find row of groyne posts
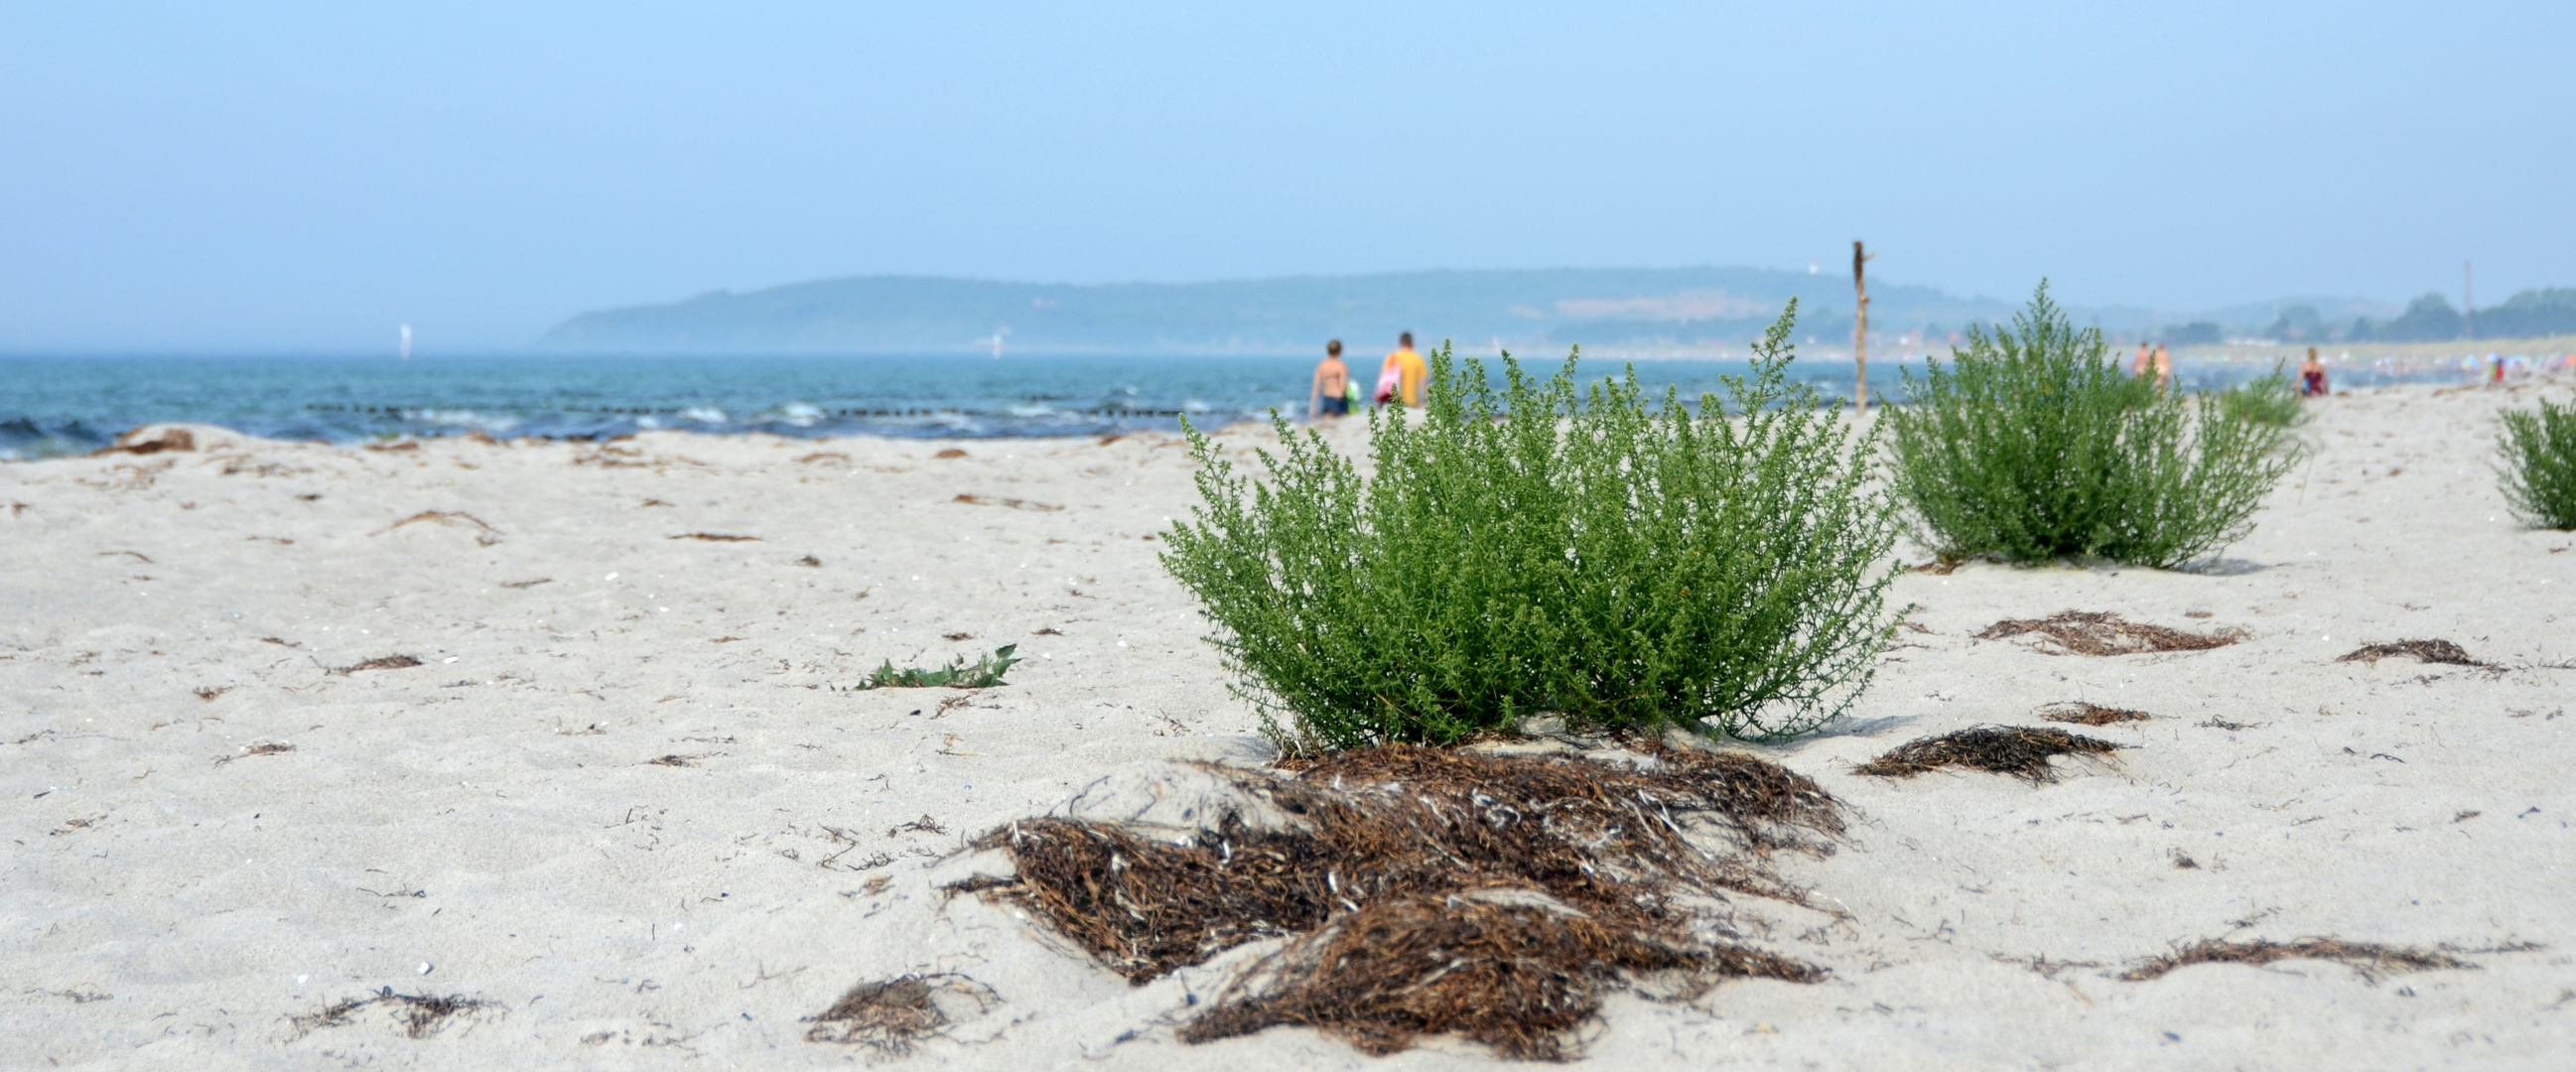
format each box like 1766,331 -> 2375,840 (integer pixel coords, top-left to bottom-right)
300,400 -> 1199,419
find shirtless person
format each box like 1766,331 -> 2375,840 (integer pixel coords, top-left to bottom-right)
2132,342 -> 2154,377
2151,342 -> 2174,388
1309,339 -> 1350,420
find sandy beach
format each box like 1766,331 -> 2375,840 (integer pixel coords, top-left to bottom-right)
5,378 -> 2573,1069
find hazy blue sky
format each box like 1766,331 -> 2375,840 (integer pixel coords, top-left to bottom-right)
3,2 -> 2568,351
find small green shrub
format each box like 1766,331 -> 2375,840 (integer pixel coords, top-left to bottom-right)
2215,364 -> 2307,430
1882,284 -> 2299,569
2497,397 -> 2576,529
1161,306 -> 1900,752
843,645 -> 1021,690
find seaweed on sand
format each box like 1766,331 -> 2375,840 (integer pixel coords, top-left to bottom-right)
2038,701 -> 2151,726
1178,895 -> 1819,1060
1855,727 -> 2124,783
290,988 -> 495,1039
804,974 -> 999,1052
2336,639 -> 2487,667
94,427 -> 196,456
372,510 -> 502,546
945,744 -> 1835,1059
1976,610 -> 2244,656
331,654 -> 423,675
2121,938 -> 2472,983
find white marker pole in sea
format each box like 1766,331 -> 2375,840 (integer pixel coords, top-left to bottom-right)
400,324 -> 413,360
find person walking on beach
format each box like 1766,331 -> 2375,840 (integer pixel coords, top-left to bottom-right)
1309,339 -> 1351,421
2132,342 -> 2154,377
1377,332 -> 1426,408
2300,346 -> 2330,397
2151,342 -> 2174,388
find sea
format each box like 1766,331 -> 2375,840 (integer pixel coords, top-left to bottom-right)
0,350 -> 2496,461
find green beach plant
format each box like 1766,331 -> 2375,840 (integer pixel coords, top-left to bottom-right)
1881,283 -> 2299,569
2214,363 -> 2307,431
1161,307 -> 1901,752
842,645 -> 1022,690
2497,396 -> 2576,529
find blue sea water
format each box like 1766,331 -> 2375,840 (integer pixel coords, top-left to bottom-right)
0,350 -> 2431,460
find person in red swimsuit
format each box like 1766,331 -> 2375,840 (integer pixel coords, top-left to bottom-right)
2299,347 -> 2329,397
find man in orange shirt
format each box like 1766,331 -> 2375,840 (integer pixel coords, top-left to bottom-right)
1378,332 -> 1426,407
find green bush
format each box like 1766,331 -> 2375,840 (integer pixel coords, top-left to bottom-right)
2498,397 -> 2576,529
2215,363 -> 2307,430
1882,284 -> 2299,569
1161,306 -> 1900,752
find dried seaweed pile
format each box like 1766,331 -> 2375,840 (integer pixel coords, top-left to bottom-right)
1856,727 -> 2124,783
2337,639 -> 2487,667
1977,610 -> 2244,655
947,743 -> 1838,1059
2122,938 -> 2471,982
805,974 -> 999,1053
2039,701 -> 2152,727
290,988 -> 494,1040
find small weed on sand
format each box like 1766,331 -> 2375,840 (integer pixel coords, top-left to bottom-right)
1856,727 -> 2123,783
841,646 -> 1020,690
2338,639 -> 2487,666
2122,938 -> 2472,983
1978,610 -> 2243,656
670,532 -> 759,542
805,974 -> 998,1052
2039,701 -> 2150,726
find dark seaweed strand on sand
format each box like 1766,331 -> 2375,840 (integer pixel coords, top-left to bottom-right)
2336,639 -> 2487,666
1855,727 -> 2124,783
2039,701 -> 2151,726
1975,610 -> 2243,656
2120,938 -> 2473,982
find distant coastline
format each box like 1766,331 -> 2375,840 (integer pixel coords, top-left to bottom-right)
537,268 -> 2576,361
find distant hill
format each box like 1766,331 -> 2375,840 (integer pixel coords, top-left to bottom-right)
538,268 -> 2054,355
2152,289 -> 2576,345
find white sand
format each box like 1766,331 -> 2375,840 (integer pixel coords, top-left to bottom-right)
4,380 -> 2573,1069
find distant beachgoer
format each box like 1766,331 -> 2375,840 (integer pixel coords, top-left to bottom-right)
2132,343 -> 2153,377
1378,332 -> 1426,407
2300,347 -> 2329,397
2152,343 -> 2174,388
1310,340 -> 1350,420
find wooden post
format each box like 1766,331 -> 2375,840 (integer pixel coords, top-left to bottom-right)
1852,240 -> 1874,414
